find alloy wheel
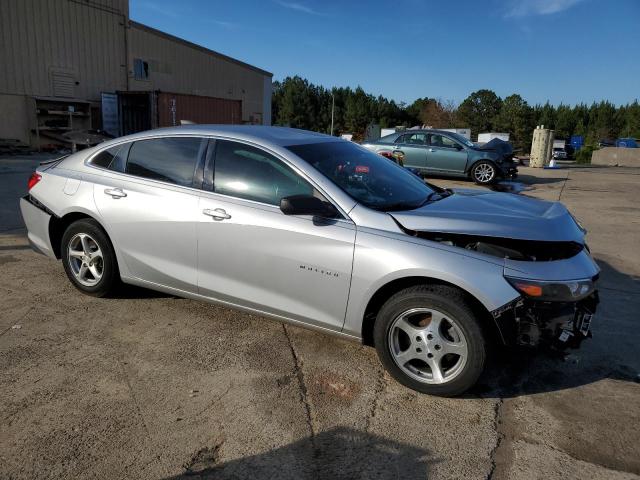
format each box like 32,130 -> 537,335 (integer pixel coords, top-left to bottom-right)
388,308 -> 468,384
67,233 -> 104,286
474,163 -> 495,183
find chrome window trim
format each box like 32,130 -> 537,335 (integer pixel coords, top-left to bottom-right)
84,133 -> 353,222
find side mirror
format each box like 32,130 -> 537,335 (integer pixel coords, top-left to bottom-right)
280,194 -> 338,218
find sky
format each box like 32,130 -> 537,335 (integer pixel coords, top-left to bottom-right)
129,0 -> 640,107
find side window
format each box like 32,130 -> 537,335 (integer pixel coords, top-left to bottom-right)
406,133 -> 427,145
214,140 -> 314,205
133,58 -> 149,80
395,134 -> 407,144
429,134 -> 458,148
90,143 -> 129,172
126,137 -> 203,187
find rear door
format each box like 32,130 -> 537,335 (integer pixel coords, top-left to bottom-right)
196,139 -> 356,331
92,136 -> 206,292
425,133 -> 468,173
393,133 -> 428,169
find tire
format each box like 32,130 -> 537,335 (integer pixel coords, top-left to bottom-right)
61,219 -> 120,297
373,284 -> 486,397
471,160 -> 497,185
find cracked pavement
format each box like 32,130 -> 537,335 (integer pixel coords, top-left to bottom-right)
1,155 -> 639,479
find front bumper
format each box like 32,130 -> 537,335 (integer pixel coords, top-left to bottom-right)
493,290 -> 599,349
498,162 -> 518,179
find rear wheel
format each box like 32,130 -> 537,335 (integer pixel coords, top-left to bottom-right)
373,285 -> 486,397
471,161 -> 497,185
61,219 -> 119,297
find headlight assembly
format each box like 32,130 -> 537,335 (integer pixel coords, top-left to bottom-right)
505,276 -> 595,302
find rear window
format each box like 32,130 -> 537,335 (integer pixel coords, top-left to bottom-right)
125,137 -> 203,187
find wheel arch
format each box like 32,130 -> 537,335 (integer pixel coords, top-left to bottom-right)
49,211 -> 110,259
360,276 -> 502,347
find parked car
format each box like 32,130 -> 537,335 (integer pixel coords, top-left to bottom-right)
552,148 -> 568,160
361,129 -> 518,185
21,126 -> 599,396
615,138 -> 638,148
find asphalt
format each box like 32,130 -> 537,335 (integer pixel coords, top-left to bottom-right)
1,154 -> 639,479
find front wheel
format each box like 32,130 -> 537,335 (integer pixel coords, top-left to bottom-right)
471,161 -> 497,185
373,285 -> 486,397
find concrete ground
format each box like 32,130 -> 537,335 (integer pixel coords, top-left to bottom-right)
1,154 -> 639,479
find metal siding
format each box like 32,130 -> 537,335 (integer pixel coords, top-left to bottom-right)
128,23 -> 270,123
0,0 -> 127,100
156,92 -> 242,127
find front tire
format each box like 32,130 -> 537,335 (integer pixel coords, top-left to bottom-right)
373,285 -> 486,397
471,160 -> 497,185
61,219 -> 120,297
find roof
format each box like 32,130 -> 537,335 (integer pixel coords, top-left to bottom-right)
389,129 -> 459,136
129,21 -> 272,77
100,125 -> 339,148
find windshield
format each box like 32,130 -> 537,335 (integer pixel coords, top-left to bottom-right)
286,141 -> 435,211
447,132 -> 474,147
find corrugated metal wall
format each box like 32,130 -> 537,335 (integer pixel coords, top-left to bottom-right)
157,92 -> 242,127
0,0 -> 128,100
127,22 -> 270,124
0,0 -> 272,144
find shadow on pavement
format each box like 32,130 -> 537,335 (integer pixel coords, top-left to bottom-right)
163,427 -> 434,480
110,284 -> 175,299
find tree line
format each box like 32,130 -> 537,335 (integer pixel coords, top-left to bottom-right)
272,76 -> 640,153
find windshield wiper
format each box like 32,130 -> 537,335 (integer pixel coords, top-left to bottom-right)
418,189 -> 453,207
377,189 -> 453,212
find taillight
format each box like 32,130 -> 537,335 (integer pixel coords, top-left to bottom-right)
27,172 -> 42,191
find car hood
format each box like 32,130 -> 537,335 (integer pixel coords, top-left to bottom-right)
390,189 -> 585,242
475,138 -> 513,155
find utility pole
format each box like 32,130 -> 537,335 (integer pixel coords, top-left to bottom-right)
330,90 -> 335,136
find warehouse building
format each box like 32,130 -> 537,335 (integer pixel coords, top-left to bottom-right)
0,0 -> 272,149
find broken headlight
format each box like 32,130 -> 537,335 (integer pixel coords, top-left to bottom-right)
505,276 -> 595,302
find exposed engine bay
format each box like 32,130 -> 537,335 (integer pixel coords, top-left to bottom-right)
401,229 -> 584,262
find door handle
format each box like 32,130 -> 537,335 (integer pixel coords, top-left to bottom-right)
428,148 -> 435,152
203,208 -> 231,221
104,188 -> 127,198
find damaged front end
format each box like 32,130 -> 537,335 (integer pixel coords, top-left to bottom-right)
492,283 -> 599,350
388,191 -> 600,350
406,230 -> 584,262
400,230 -> 600,350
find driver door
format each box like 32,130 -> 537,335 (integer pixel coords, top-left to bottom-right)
196,139 -> 356,331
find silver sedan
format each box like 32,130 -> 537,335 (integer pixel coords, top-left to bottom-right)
20,126 -> 599,396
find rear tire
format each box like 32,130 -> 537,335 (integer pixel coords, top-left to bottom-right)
61,219 -> 120,297
373,284 -> 486,397
471,160 -> 497,185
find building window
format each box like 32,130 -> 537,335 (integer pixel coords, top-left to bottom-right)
133,58 -> 149,80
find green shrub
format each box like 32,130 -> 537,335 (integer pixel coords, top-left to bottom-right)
575,145 -> 597,164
